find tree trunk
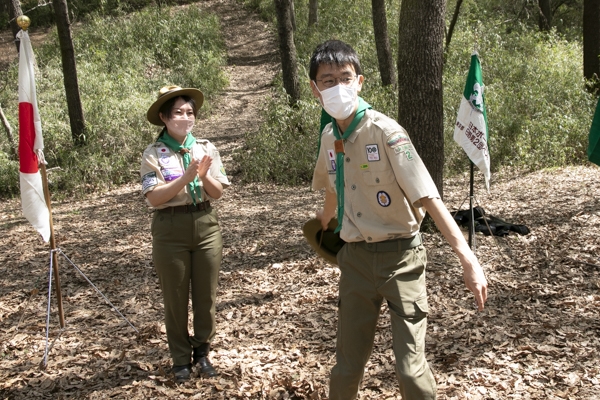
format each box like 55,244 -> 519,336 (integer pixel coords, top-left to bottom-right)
0,104 -> 18,160
51,0 -> 86,145
372,0 -> 396,86
584,0 -> 600,91
6,0 -> 23,52
308,0 -> 318,27
445,0 -> 463,53
274,0 -> 300,106
397,0 -> 446,197
538,0 -> 552,31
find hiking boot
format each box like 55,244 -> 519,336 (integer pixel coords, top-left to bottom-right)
172,364 -> 191,382
193,343 -> 218,377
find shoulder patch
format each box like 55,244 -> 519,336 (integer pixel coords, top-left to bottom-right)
142,171 -> 158,192
387,132 -> 411,148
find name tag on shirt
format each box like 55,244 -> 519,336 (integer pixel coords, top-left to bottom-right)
366,144 -> 380,161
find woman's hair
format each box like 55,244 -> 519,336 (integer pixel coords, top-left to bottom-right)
156,95 -> 197,139
309,40 -> 362,81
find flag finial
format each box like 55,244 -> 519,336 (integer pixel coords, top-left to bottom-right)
17,15 -> 31,31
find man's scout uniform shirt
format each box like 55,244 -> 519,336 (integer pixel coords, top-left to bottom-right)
140,138 -> 230,208
312,109 -> 440,243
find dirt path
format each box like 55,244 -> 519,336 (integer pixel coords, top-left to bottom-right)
1,1 -> 600,399
193,0 -> 279,172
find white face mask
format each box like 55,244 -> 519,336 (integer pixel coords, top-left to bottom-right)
165,118 -> 195,137
314,81 -> 358,120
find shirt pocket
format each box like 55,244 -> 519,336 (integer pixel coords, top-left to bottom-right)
361,167 -> 396,186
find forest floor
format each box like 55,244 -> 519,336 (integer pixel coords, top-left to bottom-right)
1,0 -> 600,399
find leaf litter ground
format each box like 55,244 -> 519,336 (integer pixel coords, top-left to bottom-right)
1,0 -> 599,399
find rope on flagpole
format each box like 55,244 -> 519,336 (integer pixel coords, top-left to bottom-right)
54,248 -> 139,334
42,248 -> 54,369
41,247 -> 139,368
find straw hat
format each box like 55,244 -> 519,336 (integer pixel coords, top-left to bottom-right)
302,218 -> 346,265
146,85 -> 204,126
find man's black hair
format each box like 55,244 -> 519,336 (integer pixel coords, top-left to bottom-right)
309,40 -> 362,81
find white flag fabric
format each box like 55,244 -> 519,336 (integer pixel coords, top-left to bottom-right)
18,29 -> 50,242
453,53 -> 491,190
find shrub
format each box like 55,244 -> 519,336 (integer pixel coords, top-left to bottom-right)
237,0 -> 595,185
0,4 -> 228,198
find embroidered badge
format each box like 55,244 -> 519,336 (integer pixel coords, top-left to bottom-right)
159,155 -> 179,168
162,168 -> 183,182
327,149 -> 337,171
377,191 -> 391,207
142,172 -> 158,191
386,132 -> 410,148
365,144 -> 380,161
360,164 -> 369,170
159,147 -> 168,153
220,166 -> 227,176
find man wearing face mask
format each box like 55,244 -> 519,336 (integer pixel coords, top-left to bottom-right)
140,85 -> 230,382
309,40 -> 488,399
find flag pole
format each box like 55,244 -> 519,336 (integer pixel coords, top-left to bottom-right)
17,15 -> 65,329
468,161 -> 476,251
40,162 -> 65,328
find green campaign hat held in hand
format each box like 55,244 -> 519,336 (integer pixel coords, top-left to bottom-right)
302,218 -> 346,265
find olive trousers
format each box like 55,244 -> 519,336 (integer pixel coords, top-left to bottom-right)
151,207 -> 222,367
329,237 -> 436,400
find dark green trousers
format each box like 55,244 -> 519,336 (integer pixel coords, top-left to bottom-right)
152,207 -> 222,366
329,238 -> 436,400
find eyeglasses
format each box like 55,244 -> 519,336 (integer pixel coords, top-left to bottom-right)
316,75 -> 357,89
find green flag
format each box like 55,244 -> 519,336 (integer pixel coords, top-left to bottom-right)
589,98 -> 600,166
453,53 -> 491,190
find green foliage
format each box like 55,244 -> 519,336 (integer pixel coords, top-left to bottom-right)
238,0 -> 593,185
444,15 -> 595,174
0,5 -> 228,198
235,0 -> 401,184
1,0 -> 200,29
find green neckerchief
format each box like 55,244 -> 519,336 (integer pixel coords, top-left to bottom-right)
158,131 -> 203,205
330,97 -> 372,233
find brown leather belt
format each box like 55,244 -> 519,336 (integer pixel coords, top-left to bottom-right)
158,201 -> 211,214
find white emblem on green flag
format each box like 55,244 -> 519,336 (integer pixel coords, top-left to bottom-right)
453,52 -> 491,190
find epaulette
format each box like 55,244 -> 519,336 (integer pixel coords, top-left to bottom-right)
196,138 -> 209,144
371,112 -> 402,138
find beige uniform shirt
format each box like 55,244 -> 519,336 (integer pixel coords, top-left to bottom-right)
312,109 -> 440,243
140,138 -> 230,209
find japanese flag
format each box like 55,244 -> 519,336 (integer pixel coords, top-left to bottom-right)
18,29 -> 50,242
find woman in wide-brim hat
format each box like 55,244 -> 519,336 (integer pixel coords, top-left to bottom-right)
140,85 -> 230,382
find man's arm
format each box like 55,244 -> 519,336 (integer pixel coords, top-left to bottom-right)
316,189 -> 337,230
421,196 -> 488,311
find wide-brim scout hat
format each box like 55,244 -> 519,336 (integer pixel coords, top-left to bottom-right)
302,218 -> 346,265
146,85 -> 204,126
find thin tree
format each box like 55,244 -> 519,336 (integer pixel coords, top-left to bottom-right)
290,0 -> 296,31
52,0 -> 86,145
372,0 -> 396,86
584,0 -> 600,92
445,0 -> 463,53
274,0 -> 300,106
397,0 -> 446,197
538,0 -> 552,31
5,0 -> 23,52
308,0 -> 318,27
